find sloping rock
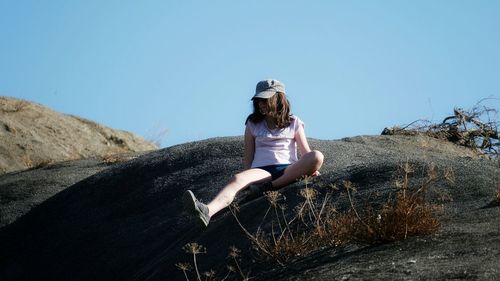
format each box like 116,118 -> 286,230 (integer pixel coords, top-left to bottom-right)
0,135 -> 498,281
0,96 -> 157,174
0,152 -> 145,228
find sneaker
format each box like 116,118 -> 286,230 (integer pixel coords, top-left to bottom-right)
183,190 -> 210,227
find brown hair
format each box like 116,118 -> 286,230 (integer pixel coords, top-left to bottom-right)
245,92 -> 291,128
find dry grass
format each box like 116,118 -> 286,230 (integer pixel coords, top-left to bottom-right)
100,153 -> 140,165
100,153 -> 129,165
383,103 -> 499,158
342,185 -> 441,244
1,99 -> 30,113
176,243 -> 250,281
68,146 -> 84,161
176,162 -> 448,278
22,154 -> 53,170
444,167 -> 455,185
3,122 -> 18,135
230,162 -> 443,265
145,124 -> 169,147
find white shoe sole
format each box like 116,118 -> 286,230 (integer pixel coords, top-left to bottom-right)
182,190 -> 210,227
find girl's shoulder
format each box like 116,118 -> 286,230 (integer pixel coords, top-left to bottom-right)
245,117 -> 263,134
290,115 -> 304,126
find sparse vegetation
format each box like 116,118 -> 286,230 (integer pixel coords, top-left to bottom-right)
183,242 -> 206,281
67,146 -> 84,161
175,262 -> 193,281
100,153 -> 133,165
176,243 -> 250,281
343,163 -> 442,244
3,122 -> 18,134
0,98 -> 30,113
383,102 -> 499,158
22,154 -> 53,170
0,97 -> 157,174
145,123 -> 169,147
229,163 -> 443,265
177,162 -> 450,279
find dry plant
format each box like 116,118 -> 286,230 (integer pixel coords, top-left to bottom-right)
175,262 -> 193,281
1,99 -> 30,113
229,162 -> 444,265
145,123 -> 169,147
183,242 -> 206,281
68,146 -> 84,161
228,177 -> 342,265
382,101 -> 499,158
344,163 -> 442,244
3,122 -> 18,135
175,243 -> 250,281
226,246 -> 251,281
177,163 -> 447,275
444,166 -> 455,185
100,153 -> 132,165
22,154 -> 53,170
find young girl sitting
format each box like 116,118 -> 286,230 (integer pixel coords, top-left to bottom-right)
183,79 -> 324,227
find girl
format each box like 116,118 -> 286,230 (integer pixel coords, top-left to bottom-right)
183,79 -> 324,227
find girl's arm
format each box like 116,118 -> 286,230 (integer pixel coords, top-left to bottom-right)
296,124 -> 321,176
295,124 -> 311,157
243,125 -> 255,170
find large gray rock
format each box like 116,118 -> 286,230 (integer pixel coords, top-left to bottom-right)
0,152 -> 145,228
0,135 -> 498,281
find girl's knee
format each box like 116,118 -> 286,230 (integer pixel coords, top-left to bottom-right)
309,150 -> 324,165
316,150 -> 324,163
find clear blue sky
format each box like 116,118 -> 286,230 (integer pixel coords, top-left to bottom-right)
1,1 -> 499,147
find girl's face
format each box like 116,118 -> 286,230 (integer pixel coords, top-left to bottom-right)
257,99 -> 269,115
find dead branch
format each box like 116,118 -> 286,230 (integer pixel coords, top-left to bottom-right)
382,103 -> 499,158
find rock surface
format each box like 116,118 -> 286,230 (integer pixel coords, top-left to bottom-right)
0,135 -> 499,281
0,153 -> 145,228
0,96 -> 157,174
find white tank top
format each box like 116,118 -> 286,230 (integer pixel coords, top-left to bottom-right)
246,115 -> 304,168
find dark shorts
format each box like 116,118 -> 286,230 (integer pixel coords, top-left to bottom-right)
257,164 -> 291,180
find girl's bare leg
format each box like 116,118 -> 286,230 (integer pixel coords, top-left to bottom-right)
272,150 -> 324,188
206,168 -> 271,217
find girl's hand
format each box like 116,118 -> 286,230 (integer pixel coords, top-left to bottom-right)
311,170 -> 321,177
